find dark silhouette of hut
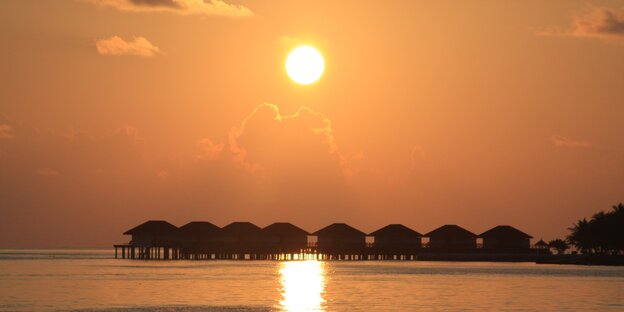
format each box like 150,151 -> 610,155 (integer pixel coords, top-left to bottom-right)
312,223 -> 366,254
217,221 -> 263,255
478,225 -> 532,252
123,220 -> 178,247
117,220 -> 179,259
178,221 -> 220,251
425,224 -> 477,252
533,239 -> 552,255
369,224 -> 422,254
534,239 -> 549,250
262,222 -> 309,254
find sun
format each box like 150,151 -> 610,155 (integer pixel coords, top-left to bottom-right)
286,45 -> 325,85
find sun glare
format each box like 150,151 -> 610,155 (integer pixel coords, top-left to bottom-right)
286,46 -> 325,85
278,260 -> 326,311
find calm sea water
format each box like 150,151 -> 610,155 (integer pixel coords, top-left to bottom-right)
0,250 -> 622,311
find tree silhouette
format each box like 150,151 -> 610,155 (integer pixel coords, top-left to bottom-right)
548,239 -> 569,255
567,203 -> 624,255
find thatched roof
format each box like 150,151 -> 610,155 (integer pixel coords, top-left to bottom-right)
424,224 -> 476,239
368,224 -> 422,238
312,223 -> 366,237
178,221 -> 220,236
221,221 -> 261,236
262,222 -> 309,237
123,220 -> 178,235
478,225 -> 533,239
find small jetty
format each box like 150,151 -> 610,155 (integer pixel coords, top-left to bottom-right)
114,221 -> 552,261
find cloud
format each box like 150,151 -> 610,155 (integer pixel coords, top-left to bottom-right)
573,7 -> 624,38
3,103 -> 624,248
88,0 -> 253,17
550,135 -> 592,148
227,103 -> 354,220
0,104 -> 350,240
539,7 -> 624,43
96,36 -> 161,57
0,106 -> 357,247
0,124 -> 14,139
194,138 -> 224,161
229,103 -> 338,171
130,0 -> 181,8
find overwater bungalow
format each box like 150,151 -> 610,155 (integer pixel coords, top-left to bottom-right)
368,224 -> 422,254
534,239 -> 549,250
261,222 -> 309,254
218,221 -> 264,256
114,219 -> 549,262
312,223 -> 366,255
425,224 -> 477,252
123,220 -> 178,247
115,220 -> 179,259
177,221 -> 221,254
478,225 -> 533,252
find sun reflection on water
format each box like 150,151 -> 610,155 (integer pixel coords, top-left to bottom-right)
278,260 -> 326,311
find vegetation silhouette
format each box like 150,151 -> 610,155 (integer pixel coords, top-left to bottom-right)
548,239 -> 569,255
567,203 -> 624,255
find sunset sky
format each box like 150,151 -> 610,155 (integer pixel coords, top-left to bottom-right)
1,0 -> 623,247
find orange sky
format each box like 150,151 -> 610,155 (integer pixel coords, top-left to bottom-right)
1,0 -> 623,247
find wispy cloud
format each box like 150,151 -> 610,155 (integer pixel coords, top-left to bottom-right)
573,7 -> 624,38
194,138 -> 224,161
130,0 -> 181,9
96,36 -> 161,57
550,134 -> 592,148
539,7 -> 624,43
88,0 -> 253,17
226,103 -> 354,219
228,103 -> 338,173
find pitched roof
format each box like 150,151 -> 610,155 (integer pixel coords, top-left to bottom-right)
123,220 -> 178,235
312,223 -> 366,237
178,221 -> 220,236
424,224 -> 476,239
368,224 -> 422,237
221,221 -> 261,235
535,239 -> 549,247
478,225 -> 533,239
262,222 -> 309,237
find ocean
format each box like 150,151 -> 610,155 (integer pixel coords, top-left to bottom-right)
0,249 -> 622,311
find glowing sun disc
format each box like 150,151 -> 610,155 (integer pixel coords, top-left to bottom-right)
286,46 -> 325,85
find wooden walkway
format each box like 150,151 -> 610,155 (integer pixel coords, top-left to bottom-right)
113,244 -> 419,261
